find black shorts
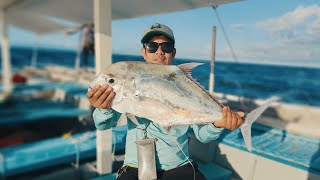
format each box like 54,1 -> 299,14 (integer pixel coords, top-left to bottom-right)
116,162 -> 206,180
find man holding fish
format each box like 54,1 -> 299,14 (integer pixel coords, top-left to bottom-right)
87,23 -> 244,180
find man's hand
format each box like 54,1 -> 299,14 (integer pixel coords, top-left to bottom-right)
213,106 -> 244,130
87,84 -> 115,109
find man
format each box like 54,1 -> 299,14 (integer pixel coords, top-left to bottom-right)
82,23 -> 95,70
87,23 -> 244,179
65,23 -> 94,70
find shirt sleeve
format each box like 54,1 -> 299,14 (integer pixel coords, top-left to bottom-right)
191,124 -> 224,143
92,108 -> 121,131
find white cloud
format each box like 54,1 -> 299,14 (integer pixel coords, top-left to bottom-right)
168,3 -> 320,68
213,5 -> 320,67
175,5 -> 320,67
256,5 -> 320,34
255,5 -> 320,44
217,42 -> 320,67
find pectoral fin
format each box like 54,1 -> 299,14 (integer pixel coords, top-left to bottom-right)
126,113 -> 140,126
117,114 -> 128,126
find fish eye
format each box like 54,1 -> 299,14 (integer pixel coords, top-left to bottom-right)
106,78 -> 115,84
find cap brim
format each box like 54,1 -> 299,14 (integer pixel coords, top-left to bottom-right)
141,30 -> 175,43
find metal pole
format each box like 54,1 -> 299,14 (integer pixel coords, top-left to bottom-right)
209,26 -> 216,94
74,30 -> 83,80
1,9 -> 12,93
94,0 -> 113,175
31,35 -> 38,68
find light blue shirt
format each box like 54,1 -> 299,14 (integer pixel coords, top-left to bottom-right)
93,108 -> 224,171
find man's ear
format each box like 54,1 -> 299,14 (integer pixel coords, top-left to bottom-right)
172,48 -> 176,58
141,48 -> 147,60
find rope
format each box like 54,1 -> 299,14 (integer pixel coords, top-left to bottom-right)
69,132 -> 95,169
211,5 -> 246,109
173,139 -> 195,180
212,5 -> 239,63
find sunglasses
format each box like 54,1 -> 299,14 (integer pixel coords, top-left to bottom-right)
144,42 -> 174,53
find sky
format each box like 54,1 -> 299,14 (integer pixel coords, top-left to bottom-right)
7,0 -> 320,68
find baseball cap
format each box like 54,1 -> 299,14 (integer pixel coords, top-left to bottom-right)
141,23 -> 175,44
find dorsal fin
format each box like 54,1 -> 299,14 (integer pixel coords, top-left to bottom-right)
178,63 -> 203,78
178,62 -> 224,108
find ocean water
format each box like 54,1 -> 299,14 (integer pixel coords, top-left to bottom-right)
1,46 -> 320,107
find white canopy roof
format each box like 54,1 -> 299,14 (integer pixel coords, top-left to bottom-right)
7,11 -> 68,34
1,0 -> 240,34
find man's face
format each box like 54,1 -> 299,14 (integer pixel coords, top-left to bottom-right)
141,35 -> 176,65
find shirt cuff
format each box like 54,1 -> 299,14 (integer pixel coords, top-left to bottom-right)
207,123 -> 224,133
97,108 -> 113,115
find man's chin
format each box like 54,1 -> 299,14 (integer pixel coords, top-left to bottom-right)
145,59 -> 168,65
154,60 -> 167,65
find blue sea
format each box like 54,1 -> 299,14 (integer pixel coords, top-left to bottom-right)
1,46 -> 320,107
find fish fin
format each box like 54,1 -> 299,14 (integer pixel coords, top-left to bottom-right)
241,96 -> 279,152
178,63 -> 204,78
126,113 -> 140,126
117,114 -> 128,126
179,62 -> 224,108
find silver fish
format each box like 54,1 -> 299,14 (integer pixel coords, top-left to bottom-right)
89,61 -> 277,151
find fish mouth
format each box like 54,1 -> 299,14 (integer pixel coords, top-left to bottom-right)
88,82 -> 95,90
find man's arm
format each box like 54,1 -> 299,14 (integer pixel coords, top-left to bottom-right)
191,124 -> 224,143
191,107 -> 244,143
93,108 -> 121,130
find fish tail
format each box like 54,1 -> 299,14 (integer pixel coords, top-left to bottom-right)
240,96 -> 279,151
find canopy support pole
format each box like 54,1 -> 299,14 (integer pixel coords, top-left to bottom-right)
75,30 -> 83,80
209,26 -> 216,94
94,0 -> 113,175
1,9 -> 12,93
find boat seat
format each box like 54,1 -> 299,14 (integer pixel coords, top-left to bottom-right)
0,126 -> 127,177
217,123 -> 320,174
197,161 -> 232,180
91,173 -> 117,180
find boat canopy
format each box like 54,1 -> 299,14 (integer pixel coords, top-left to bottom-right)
1,0 -> 239,34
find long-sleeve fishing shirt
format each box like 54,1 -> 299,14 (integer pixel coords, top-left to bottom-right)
93,108 -> 224,171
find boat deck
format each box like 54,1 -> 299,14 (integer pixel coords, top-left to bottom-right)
0,99 -> 88,125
